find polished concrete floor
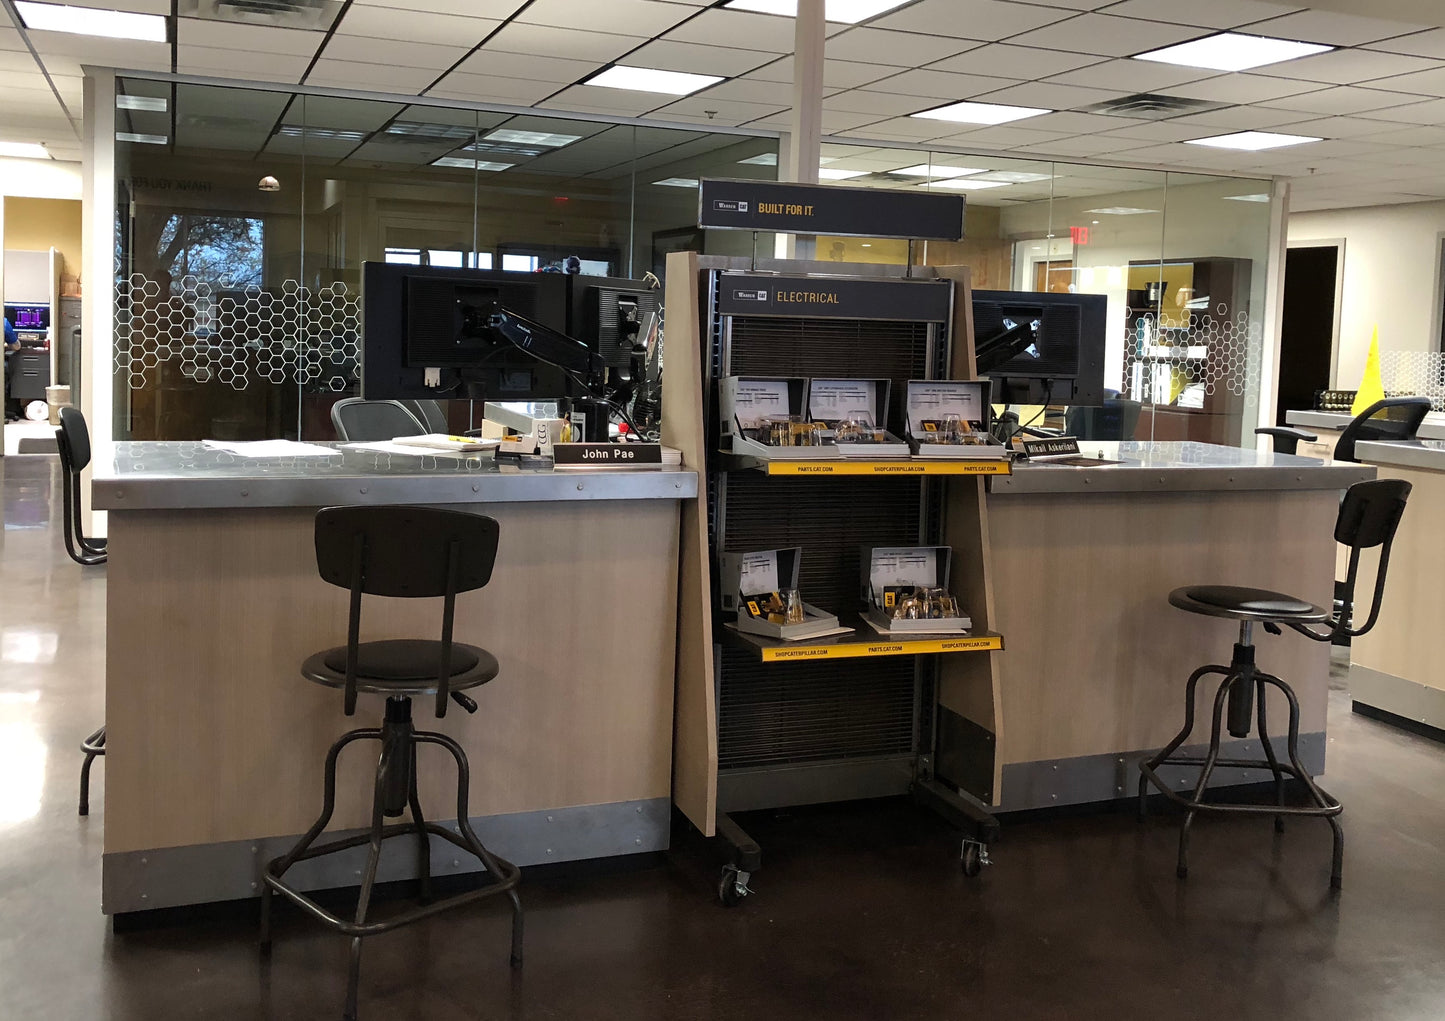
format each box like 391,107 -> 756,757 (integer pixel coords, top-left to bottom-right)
3,451 -> 1445,1020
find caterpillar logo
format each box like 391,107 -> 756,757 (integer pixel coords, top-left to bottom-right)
733,289 -> 769,301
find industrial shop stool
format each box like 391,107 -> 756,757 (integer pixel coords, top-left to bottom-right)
1138,479 -> 1411,889
260,506 -> 522,1021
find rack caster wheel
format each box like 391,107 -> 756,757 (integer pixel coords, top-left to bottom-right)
718,865 -> 751,907
961,840 -> 990,877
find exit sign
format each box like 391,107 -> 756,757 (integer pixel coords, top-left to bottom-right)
1070,225 -> 1091,245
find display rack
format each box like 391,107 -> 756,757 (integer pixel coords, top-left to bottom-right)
662,252 -> 1008,906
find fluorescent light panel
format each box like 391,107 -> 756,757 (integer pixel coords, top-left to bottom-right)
1134,32 -> 1333,73
15,1 -> 167,42
818,168 -> 867,180
891,164 -> 986,178
1185,131 -> 1321,151
484,128 -> 581,147
0,141 -> 50,159
431,157 -> 514,171
116,132 -> 167,145
912,101 -> 1051,125
1086,207 -> 1158,215
116,95 -> 166,112
1223,193 -> 1272,203
585,65 -> 723,96
923,179 -> 1009,190
277,125 -> 366,142
724,0 -> 911,23
654,177 -> 699,188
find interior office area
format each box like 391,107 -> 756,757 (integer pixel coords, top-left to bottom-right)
4,0 -> 1445,1019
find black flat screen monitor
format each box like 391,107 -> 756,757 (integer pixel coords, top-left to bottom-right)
569,276 -> 662,369
973,290 -> 1106,407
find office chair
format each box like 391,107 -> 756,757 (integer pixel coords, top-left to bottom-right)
400,399 -> 448,434
1139,478 -> 1411,890
1256,396 -> 1432,460
55,407 -> 108,816
1065,395 -> 1142,441
331,398 -> 426,442
261,506 -> 522,1020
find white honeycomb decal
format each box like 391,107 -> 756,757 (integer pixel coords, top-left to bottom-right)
113,274 -> 360,392
1380,351 -> 1445,408
1122,303 -> 1262,407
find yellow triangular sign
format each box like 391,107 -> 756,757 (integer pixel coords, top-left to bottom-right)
1352,326 -> 1385,416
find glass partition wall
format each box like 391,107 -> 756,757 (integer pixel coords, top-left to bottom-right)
112,78 -> 1275,445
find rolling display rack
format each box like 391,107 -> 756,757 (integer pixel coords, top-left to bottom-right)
662,252 -> 1008,906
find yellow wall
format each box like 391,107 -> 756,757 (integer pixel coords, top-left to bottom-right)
3,196 -> 83,288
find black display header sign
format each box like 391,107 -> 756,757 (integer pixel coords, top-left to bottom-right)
552,442 -> 662,468
1022,436 -> 1082,460
717,274 -> 952,323
698,178 -> 966,242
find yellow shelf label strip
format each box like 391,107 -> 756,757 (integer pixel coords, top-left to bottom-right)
760,635 -> 1004,662
765,460 -> 1011,476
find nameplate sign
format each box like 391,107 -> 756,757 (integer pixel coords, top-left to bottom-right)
552,443 -> 662,469
1022,436 -> 1082,460
698,179 -> 966,241
717,275 -> 952,323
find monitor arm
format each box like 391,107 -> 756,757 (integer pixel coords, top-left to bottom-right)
975,317 -> 1039,375
470,302 -> 604,386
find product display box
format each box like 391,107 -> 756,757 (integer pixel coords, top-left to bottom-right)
720,376 -> 837,460
905,380 -> 1010,460
720,547 -> 841,640
860,545 -> 973,634
807,378 -> 910,458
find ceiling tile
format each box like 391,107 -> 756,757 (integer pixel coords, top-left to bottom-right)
626,39 -> 778,77
1355,97 -> 1445,124
177,46 -> 312,83
1023,110 -> 1149,134
307,59 -> 441,93
1093,120 -> 1211,141
427,74 -> 559,105
1250,47 -> 1438,86
869,0 -> 1073,41
662,9 -> 846,53
824,88 -> 941,116
931,124 -> 1075,148
1097,0 -> 1302,29
1269,114 -> 1417,138
335,7 -> 500,46
353,0 -> 526,14
482,22 -> 647,62
1005,14 -> 1207,57
1346,124 -> 1445,147
1165,105 -> 1313,130
1016,134 -> 1152,157
176,20 -> 322,56
519,0 -> 696,35
1164,73 -> 1330,104
865,67 -> 1021,100
1365,28 -> 1445,60
751,55 -> 907,89
26,32 -> 170,70
928,43 -> 1104,79
1239,10 -> 1431,46
1264,85 -> 1425,116
826,27 -> 980,66
649,95 -> 788,126
320,35 -> 470,71
538,84 -> 671,118
1355,66 -> 1445,99
744,108 -> 879,132
55,0 -> 168,10
1043,58 -> 1217,93
452,49 -> 598,83
967,81 -> 1128,109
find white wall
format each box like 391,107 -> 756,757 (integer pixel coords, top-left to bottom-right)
1290,201 -> 1445,388
0,158 -> 82,201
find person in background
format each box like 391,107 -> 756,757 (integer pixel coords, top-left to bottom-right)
4,314 -> 20,422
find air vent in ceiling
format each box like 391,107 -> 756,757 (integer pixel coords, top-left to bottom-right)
1078,93 -> 1230,121
179,0 -> 342,30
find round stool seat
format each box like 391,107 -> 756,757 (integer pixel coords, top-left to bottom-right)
1169,585 -> 1329,623
302,639 -> 500,695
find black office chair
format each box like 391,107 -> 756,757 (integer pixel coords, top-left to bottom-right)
1139,478 -> 1411,890
55,407 -> 109,816
260,506 -> 522,1021
1257,396 -> 1432,460
400,399 -> 448,433
330,398 -> 426,442
1065,394 -> 1142,441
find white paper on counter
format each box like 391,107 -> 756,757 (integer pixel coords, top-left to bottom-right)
344,441 -> 473,458
202,439 -> 338,458
738,551 -> 781,595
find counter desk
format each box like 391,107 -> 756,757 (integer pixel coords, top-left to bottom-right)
93,441 -> 697,915
982,441 -> 1373,810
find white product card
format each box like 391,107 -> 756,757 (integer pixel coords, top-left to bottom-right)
906,383 -> 985,435
732,380 -> 792,429
738,551 -> 781,596
201,439 -> 338,458
870,547 -> 937,602
809,379 -> 877,424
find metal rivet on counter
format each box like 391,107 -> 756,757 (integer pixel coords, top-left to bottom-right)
251,882 -> 258,890
359,487 -> 367,494
576,484 -> 584,491
635,806 -> 643,814
251,845 -> 258,854
546,815 -> 554,822
472,484 -> 479,492
141,893 -> 148,900
546,848 -> 554,855
634,837 -> 642,845
240,490 -> 248,497
140,857 -> 148,865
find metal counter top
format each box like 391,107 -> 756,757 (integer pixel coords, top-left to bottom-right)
1286,409 -> 1445,441
1354,439 -> 1445,472
93,441 -> 698,510
991,441 -> 1373,496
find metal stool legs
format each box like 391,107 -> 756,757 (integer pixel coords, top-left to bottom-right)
1139,623 -> 1343,889
79,726 -> 106,816
260,697 -> 522,1020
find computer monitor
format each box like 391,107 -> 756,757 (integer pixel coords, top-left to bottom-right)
570,276 -> 662,370
972,290 -> 1106,407
5,303 -> 50,334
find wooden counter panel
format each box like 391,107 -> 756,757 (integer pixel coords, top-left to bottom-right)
105,500 -> 681,854
988,489 -> 1336,765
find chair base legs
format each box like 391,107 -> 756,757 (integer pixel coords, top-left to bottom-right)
1138,637 -> 1343,890
79,726 -> 106,816
260,696 -> 522,1019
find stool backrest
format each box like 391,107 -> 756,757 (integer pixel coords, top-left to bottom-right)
400,398 -> 448,433
331,398 -> 426,442
1334,396 -> 1432,463
315,506 -> 500,716
57,405 -> 91,472
1334,478 -> 1412,640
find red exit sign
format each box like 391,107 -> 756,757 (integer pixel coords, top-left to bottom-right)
1070,225 -> 1090,245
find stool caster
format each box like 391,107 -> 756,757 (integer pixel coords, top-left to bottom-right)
961,839 -> 991,877
718,865 -> 751,907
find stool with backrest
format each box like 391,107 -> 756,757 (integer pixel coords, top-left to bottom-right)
56,407 -> 108,816
330,398 -> 426,442
1138,478 -> 1411,889
260,505 -> 522,1021
400,398 -> 448,433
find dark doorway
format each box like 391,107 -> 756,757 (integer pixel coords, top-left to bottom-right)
1277,244 -> 1339,426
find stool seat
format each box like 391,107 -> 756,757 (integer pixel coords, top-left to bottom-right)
1169,585 -> 1329,623
303,640 -> 499,695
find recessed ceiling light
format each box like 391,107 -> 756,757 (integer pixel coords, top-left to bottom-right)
278,125 -> 367,142
654,177 -> 700,188
464,141 -> 546,157
385,122 -> 474,141
1223,193 -> 1272,203
431,157 -> 514,171
116,132 -> 167,145
911,101 -> 1052,125
484,128 -> 582,147
1134,32 -> 1333,73
584,65 -> 723,96
0,141 -> 50,159
973,171 -> 1052,184
723,0 -> 911,23
1185,131 -> 1321,151
1085,207 -> 1158,215
922,179 -> 1009,190
891,164 -> 987,178
116,95 -> 166,112
15,1 -> 167,42
818,168 -> 868,180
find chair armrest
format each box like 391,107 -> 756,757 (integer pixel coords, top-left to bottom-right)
1256,426 -> 1318,442
1018,426 -> 1063,438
